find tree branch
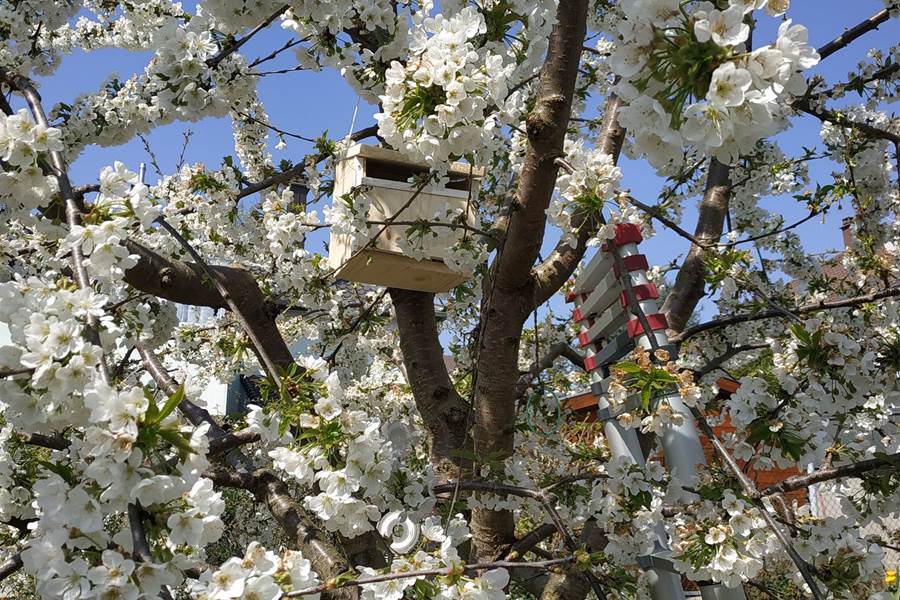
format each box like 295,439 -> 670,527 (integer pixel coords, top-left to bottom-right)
19,432 -> 70,450
795,101 -> 900,145
661,159 -> 733,333
491,2 -> 588,293
206,5 -> 290,69
155,217 -> 289,383
389,289 -> 470,485
208,429 -> 262,456
470,0 -> 589,563
760,452 -> 900,497
124,238 -> 295,374
0,553 -> 23,583
284,556 -> 578,598
672,285 -> 900,343
516,341 -> 584,397
816,9 -> 891,60
0,68 -> 111,384
0,367 -> 33,378
530,93 -> 626,308
129,502 -> 175,600
504,523 -> 558,560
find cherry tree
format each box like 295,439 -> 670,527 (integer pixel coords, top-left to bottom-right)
0,1 -> 898,599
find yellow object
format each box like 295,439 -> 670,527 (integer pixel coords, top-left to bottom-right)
886,569 -> 897,586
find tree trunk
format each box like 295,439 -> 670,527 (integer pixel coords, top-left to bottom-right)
661,158 -> 732,333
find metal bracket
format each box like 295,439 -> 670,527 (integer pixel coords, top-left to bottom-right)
637,550 -> 680,574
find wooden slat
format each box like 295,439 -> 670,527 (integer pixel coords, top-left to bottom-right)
578,269 -> 621,319
590,330 -> 634,366
571,250 -> 613,296
583,303 -> 630,348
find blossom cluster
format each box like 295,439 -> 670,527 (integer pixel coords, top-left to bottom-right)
191,542 -> 320,600
671,490 -> 772,587
1,1 -> 898,599
607,348 -> 702,436
357,515 -> 509,600
589,458 -> 669,564
547,139 -> 624,248
375,7 -> 510,168
258,363 -> 398,539
611,0 -> 820,168
0,109 -> 61,218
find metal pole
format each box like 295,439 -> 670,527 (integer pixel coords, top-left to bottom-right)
574,291 -> 686,600
614,240 -> 748,600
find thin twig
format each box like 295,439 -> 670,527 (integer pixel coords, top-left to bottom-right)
234,125 -> 378,201
673,285 -> 900,343
206,5 -> 290,69
137,133 -> 165,179
622,194 -> 703,246
694,343 -> 769,378
283,556 -> 577,598
248,37 -> 308,69
817,9 -> 891,60
324,289 -> 389,363
366,220 -> 498,241
235,110 -> 316,142
251,65 -> 309,77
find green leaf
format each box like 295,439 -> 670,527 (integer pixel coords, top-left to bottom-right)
158,428 -> 194,459
612,361 -> 643,374
38,460 -> 76,485
789,323 -> 812,345
641,387 -> 652,411
144,388 -> 159,425
154,385 -> 185,425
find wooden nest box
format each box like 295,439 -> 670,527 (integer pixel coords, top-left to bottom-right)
329,144 -> 482,293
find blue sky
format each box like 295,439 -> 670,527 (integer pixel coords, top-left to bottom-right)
22,1 -> 898,323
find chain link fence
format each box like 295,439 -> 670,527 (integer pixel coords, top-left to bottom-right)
809,478 -> 900,568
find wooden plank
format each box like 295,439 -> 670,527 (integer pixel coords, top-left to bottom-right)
583,302 -> 630,347
565,391 -> 598,412
571,250 -> 613,296
334,248 -> 468,293
590,330 -> 634,366
578,269 -> 621,319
